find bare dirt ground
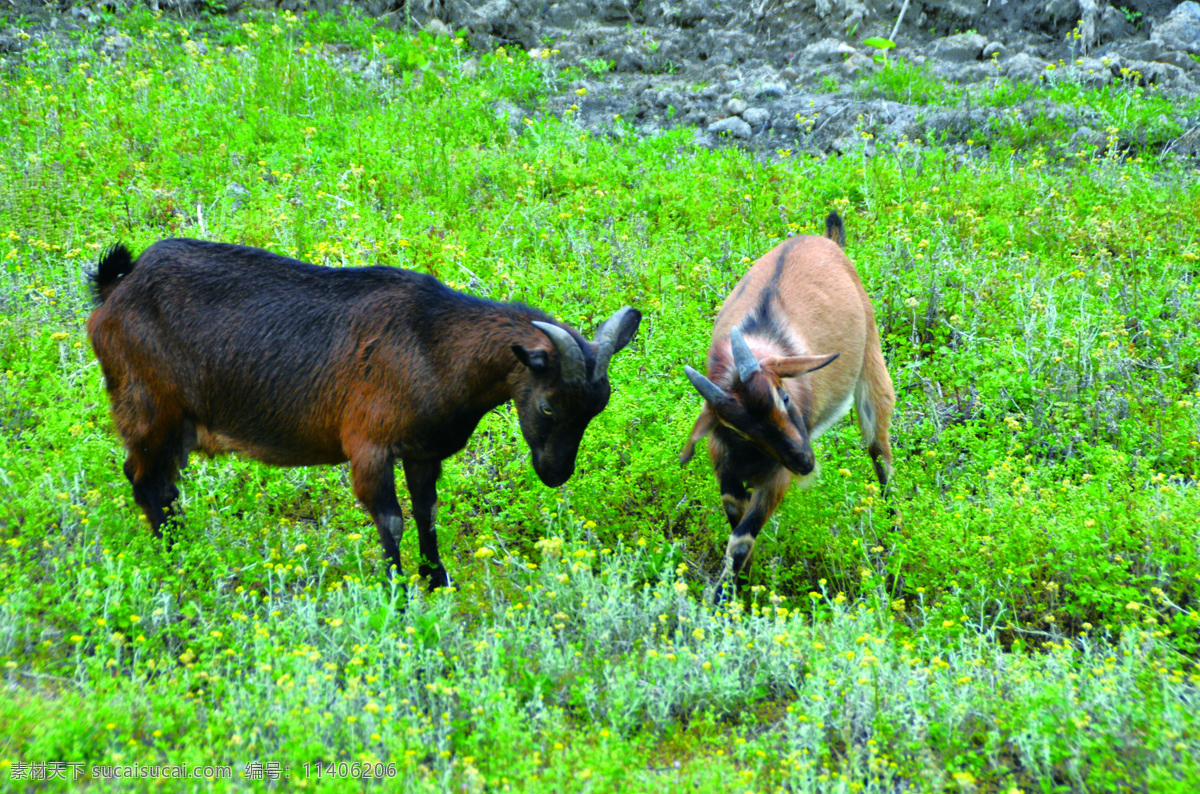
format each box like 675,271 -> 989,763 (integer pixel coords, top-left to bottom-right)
4,0 -> 1200,156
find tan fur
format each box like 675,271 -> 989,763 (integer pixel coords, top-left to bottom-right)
682,218 -> 896,589
706,234 -> 894,478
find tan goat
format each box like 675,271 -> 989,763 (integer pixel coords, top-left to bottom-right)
680,212 -> 895,593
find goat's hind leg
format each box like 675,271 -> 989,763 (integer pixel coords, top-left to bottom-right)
349,445 -> 406,584
855,354 -> 896,525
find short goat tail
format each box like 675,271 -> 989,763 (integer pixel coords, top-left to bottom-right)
91,244 -> 136,305
824,211 -> 846,249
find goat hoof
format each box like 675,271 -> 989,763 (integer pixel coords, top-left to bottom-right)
712,580 -> 735,607
420,564 -> 452,591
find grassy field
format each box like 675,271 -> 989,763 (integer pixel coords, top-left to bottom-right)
1,7 -> 1199,792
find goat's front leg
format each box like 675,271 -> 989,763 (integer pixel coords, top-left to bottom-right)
349,445 -> 405,581
718,466 -> 749,531
723,466 -> 791,587
403,459 -> 451,590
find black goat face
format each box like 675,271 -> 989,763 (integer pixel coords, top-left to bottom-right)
515,377 -> 610,488
511,307 -> 641,488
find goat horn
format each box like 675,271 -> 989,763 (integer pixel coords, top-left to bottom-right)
532,321 -> 586,385
592,305 -> 636,382
684,365 -> 727,405
729,326 -> 760,383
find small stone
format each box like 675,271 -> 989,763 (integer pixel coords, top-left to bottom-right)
756,83 -> 786,99
982,41 -> 1006,59
1166,125 -> 1200,157
929,32 -> 987,62
1153,1 -> 1200,55
493,100 -> 526,133
545,0 -> 590,27
0,32 -> 23,54
1124,59 -> 1187,87
657,90 -> 683,109
708,116 -> 753,139
725,97 -> 748,115
615,47 -> 644,72
742,107 -> 770,126
1098,6 -> 1135,42
1157,49 -> 1200,71
1075,57 -> 1113,87
424,18 -> 451,37
227,182 -> 249,211
1002,52 -> 1050,82
842,52 -> 875,76
1125,40 -> 1162,62
802,38 -> 850,64
920,0 -> 983,20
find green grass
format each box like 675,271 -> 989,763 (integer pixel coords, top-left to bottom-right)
855,56 -> 1200,150
1,7 -> 1199,792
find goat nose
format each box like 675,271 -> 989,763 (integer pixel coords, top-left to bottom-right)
535,458 -> 572,488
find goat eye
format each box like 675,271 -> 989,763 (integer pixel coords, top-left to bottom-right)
541,403 -> 553,417
781,391 -> 790,405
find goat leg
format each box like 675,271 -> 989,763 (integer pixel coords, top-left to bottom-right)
718,467 -> 749,531
403,459 -> 451,590
718,467 -> 791,600
350,447 -> 405,581
122,424 -> 185,544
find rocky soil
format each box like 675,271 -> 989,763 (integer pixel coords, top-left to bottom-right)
3,0 -> 1200,156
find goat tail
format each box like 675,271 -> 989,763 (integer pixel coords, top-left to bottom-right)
91,244 -> 135,305
824,212 -> 845,249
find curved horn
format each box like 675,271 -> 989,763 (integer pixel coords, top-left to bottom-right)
729,326 -> 760,383
684,365 -> 727,405
592,305 -> 637,382
532,321 -> 586,385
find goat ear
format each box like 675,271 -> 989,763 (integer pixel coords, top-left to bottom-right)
512,345 -> 550,373
765,352 -> 840,378
679,405 -> 717,466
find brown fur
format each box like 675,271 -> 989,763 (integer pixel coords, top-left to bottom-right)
87,239 -> 641,589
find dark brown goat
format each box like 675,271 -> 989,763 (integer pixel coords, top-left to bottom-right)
87,239 -> 641,588
680,213 -> 894,596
